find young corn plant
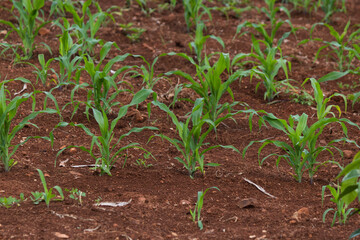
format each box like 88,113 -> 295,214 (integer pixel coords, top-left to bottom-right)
248,36 -> 291,102
118,23 -> 146,43
68,42 -> 132,118
235,0 -> 294,47
24,54 -> 56,86
320,0 -> 346,23
51,89 -> 157,176
183,0 -> 212,32
322,183 -> 353,227
335,152 -> 360,238
0,79 -> 57,172
149,98 -> 240,178
134,0 -> 155,16
165,52 -> 249,123
0,0 -> 50,60
282,0 -> 318,14
126,54 -> 165,90
53,18 -> 83,85
301,21 -> 360,72
34,169 -> 64,208
190,187 -> 220,230
234,20 -> 293,49
243,78 -> 358,183
189,21 -> 225,65
64,0 -> 113,55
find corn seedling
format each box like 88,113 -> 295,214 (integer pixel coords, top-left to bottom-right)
150,98 -> 240,178
158,0 -> 177,12
165,52 -> 248,123
126,54 -> 165,90
50,0 -> 83,19
282,0 -> 318,14
235,20 -> 293,49
68,42 -> 133,118
212,1 -> 251,20
245,36 -> 291,102
243,78 -> 358,183
134,0 -> 155,16
190,187 -> 220,230
134,153 -> 153,168
301,21 -> 360,72
53,18 -> 84,85
0,0 -> 50,60
0,42 -> 23,63
183,0 -> 212,32
335,152 -> 360,238
0,193 -> 25,208
263,0 -> 291,26
64,0 -> 113,55
51,89 -> 158,176
119,23 -> 146,43
34,169 -> 64,207
189,21 -> 225,65
0,79 -> 57,172
235,0 -> 296,48
23,54 -> 56,86
322,183 -> 353,226
320,0 -> 346,23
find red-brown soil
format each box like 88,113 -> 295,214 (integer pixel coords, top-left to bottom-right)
1,0 -> 360,239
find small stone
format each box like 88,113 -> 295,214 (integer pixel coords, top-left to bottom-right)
138,196 -> 146,204
343,150 -> 353,158
291,207 -> 309,222
113,223 -> 118,227
249,235 -> 256,239
238,198 -> 258,208
205,229 -> 214,234
54,232 -> 69,239
171,232 -> 178,237
70,148 -> 76,153
289,220 -> 297,224
69,171 -> 82,178
180,200 -> 190,205
39,28 -> 50,36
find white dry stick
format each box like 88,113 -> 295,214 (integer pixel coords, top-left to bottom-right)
243,177 -> 277,199
84,225 -> 101,233
14,83 -> 27,95
95,199 -> 132,207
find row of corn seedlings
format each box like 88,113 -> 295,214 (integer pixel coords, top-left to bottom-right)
1,0 -> 360,233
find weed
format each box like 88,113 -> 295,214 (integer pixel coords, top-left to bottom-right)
65,188 -> 86,205
0,193 -> 25,208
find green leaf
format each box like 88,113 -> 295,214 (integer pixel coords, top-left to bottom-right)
318,71 -> 349,83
